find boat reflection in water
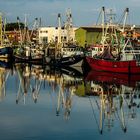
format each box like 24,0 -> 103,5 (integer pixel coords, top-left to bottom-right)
0,60 -> 11,101
2,60 -> 140,136
85,70 -> 140,134
14,63 -> 83,119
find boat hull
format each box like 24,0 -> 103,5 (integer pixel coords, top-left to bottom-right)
14,55 -> 45,65
0,47 -> 13,58
86,57 -> 140,74
0,59 -> 13,69
52,55 -> 84,67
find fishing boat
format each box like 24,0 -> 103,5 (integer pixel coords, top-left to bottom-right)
14,47 -> 45,64
14,17 -> 45,64
52,52 -> 84,67
86,57 -> 140,74
0,13 -> 13,59
86,7 -> 140,74
50,10 -> 84,67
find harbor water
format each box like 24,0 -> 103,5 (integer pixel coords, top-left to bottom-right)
0,63 -> 140,140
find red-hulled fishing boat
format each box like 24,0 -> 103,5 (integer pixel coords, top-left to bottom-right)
86,7 -> 140,74
86,57 -> 140,74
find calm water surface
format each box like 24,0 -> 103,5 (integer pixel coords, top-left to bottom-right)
0,63 -> 140,140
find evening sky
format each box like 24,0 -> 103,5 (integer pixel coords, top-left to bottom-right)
0,0 -> 139,27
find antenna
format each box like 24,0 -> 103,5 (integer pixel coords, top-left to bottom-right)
106,8 -> 116,24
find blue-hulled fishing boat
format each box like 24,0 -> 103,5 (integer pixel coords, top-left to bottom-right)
0,13 -> 13,58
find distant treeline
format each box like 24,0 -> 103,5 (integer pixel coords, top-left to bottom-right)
5,22 -> 25,31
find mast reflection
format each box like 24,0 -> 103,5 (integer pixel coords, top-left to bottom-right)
14,63 -> 83,120
0,60 -> 12,101
85,70 -> 140,134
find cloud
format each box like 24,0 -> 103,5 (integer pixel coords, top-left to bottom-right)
0,0 -> 140,26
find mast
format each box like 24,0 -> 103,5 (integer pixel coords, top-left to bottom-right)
55,13 -> 62,58
0,12 -> 3,47
101,6 -> 105,46
117,8 -> 129,33
100,7 -> 121,59
30,18 -> 40,45
118,8 -> 137,60
65,8 -> 73,44
122,8 -> 129,33
3,16 -> 7,38
24,14 -> 31,44
17,16 -> 23,46
108,9 -> 119,46
23,14 -> 32,58
58,13 -> 61,44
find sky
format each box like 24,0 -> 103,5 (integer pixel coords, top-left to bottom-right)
0,0 -> 140,27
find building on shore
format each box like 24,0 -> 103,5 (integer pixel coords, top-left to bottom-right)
5,30 -> 37,46
4,24 -> 140,48
75,26 -> 102,48
75,25 -> 140,48
5,31 -> 20,45
38,26 -> 77,45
